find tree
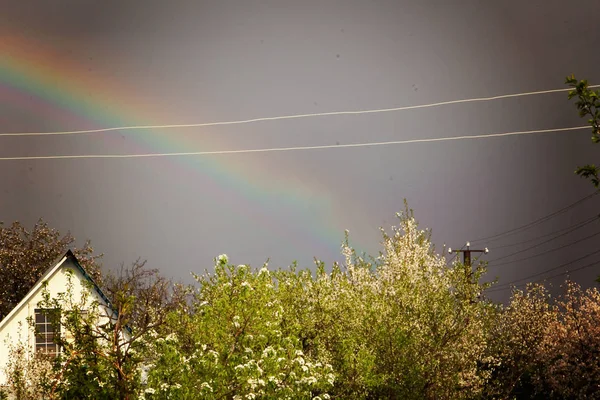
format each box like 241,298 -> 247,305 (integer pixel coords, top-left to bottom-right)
565,76 -> 600,284
566,75 -> 600,188
40,261 -> 186,400
0,219 -> 102,320
480,281 -> 600,399
334,208 -> 494,399
480,284 -> 556,399
144,256 -> 335,399
276,206 -> 496,399
535,282 -> 600,399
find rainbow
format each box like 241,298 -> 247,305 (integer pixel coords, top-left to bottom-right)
0,36 -> 360,263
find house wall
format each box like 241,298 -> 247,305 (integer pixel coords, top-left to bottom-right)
0,258 -> 107,386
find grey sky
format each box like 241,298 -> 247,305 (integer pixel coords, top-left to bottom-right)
1,0 -> 599,302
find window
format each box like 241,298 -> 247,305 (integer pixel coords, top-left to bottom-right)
34,308 -> 60,356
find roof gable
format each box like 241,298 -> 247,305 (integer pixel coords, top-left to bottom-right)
0,250 -> 111,331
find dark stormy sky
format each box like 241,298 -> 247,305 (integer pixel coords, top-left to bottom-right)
1,0 -> 599,302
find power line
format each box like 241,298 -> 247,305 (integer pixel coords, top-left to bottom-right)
0,125 -> 590,161
527,261 -> 600,287
487,260 -> 600,293
491,215 -> 600,250
471,191 -> 598,244
486,248 -> 600,293
488,216 -> 599,262
489,230 -> 600,267
486,260 -> 600,293
1,85 -> 598,137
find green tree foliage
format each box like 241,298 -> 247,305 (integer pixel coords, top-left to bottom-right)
274,208 -> 496,399
53,263 -> 185,400
4,212 -> 600,399
566,75 -> 600,188
142,207 -> 495,399
0,219 -> 101,320
143,257 -> 335,399
565,75 -> 600,284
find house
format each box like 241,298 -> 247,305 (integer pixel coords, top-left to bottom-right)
0,250 -> 117,386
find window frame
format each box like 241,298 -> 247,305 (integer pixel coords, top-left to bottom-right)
34,308 -> 61,356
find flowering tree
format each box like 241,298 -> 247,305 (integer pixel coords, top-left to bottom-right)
0,335 -> 55,399
274,257 -> 372,398
535,282 -> 600,399
143,256 -> 334,399
368,217 -> 494,398
275,206 -> 495,399
480,284 -> 556,399
480,281 -> 600,399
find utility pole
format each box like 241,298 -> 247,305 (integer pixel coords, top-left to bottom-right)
448,242 -> 489,302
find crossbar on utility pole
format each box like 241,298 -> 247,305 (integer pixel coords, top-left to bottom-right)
448,242 -> 489,269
